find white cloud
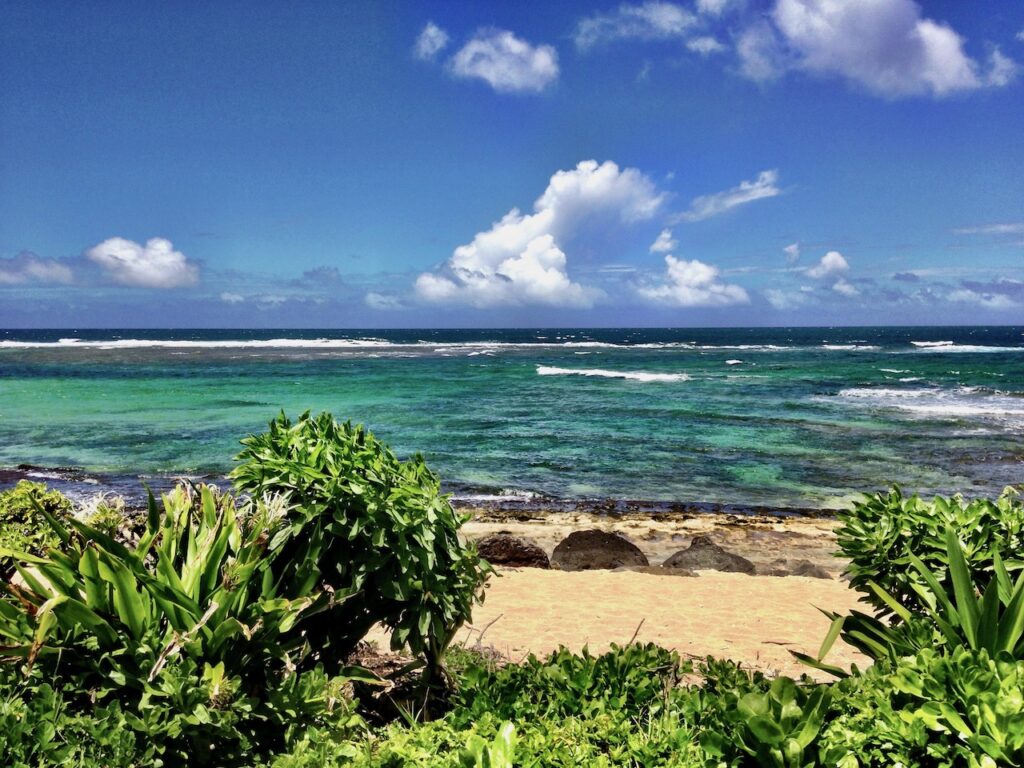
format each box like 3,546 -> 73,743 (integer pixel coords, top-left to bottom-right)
450,29 -> 558,93
986,49 -> 1017,87
765,287 -> 812,310
650,228 -> 678,253
675,170 -> 781,223
686,36 -> 727,56
832,278 -> 859,296
769,0 -> 1015,97
638,255 -> 749,307
1018,29 -> 1024,43
783,242 -> 800,264
0,252 -> 73,285
806,250 -> 849,279
696,0 -> 733,16
220,292 -> 244,304
948,288 -> 1017,310
415,160 -> 664,308
365,292 -> 404,310
737,21 -> 786,82
414,22 -> 449,60
86,237 -> 199,288
574,2 -> 697,50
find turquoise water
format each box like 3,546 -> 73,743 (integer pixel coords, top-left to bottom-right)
1,327 -> 1022,509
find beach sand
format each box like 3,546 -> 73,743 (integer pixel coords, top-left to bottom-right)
450,567 -> 866,679
368,510 -> 868,679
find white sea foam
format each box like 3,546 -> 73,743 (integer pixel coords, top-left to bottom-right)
821,344 -> 880,351
910,344 -> 1024,353
536,365 -> 691,382
835,386 -> 1024,426
879,368 -> 910,374
725,359 -> 743,365
911,340 -> 954,348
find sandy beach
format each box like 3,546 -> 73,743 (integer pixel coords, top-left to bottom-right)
366,509 -> 867,679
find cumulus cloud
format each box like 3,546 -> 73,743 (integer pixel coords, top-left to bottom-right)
574,2 -> 697,50
415,160 -> 664,308
638,255 -> 750,307
414,22 -> 449,60
0,251 -> 73,285
686,36 -> 727,56
220,292 -> 244,304
450,29 -> 559,93
783,242 -> 800,264
832,277 -> 859,297
767,0 -> 1016,97
892,271 -> 921,283
650,228 -> 678,253
86,237 -> 199,288
674,170 -> 781,223
805,250 -> 849,279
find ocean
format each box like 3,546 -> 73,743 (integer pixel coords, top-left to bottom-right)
1,326 -> 1021,512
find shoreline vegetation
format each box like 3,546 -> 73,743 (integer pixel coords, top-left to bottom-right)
1,412 -> 1022,766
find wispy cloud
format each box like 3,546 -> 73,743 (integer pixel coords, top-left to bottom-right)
574,2 -> 696,50
952,222 -> 1024,235
0,251 -> 74,286
414,22 -> 449,61
673,170 -> 781,223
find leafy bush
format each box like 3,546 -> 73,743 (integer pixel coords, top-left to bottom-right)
802,527 -> 1024,674
0,483 -> 368,765
451,643 -> 682,724
701,677 -> 831,768
837,486 -> 1024,615
0,481 -> 72,575
231,412 -> 490,683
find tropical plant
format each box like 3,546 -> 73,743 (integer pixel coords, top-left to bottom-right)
800,527 -> 1024,675
0,481 -> 73,576
231,411 -> 490,688
0,483 -> 370,764
701,677 -> 832,768
836,486 -> 1024,615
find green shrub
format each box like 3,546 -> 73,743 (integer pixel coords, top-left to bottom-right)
802,527 -> 1024,674
0,483 -> 368,765
0,481 -> 72,575
451,643 -> 682,724
230,412 -> 490,683
837,487 -> 1024,616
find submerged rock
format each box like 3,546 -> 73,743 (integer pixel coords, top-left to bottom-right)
476,534 -> 550,569
662,535 -> 755,574
551,529 -> 649,571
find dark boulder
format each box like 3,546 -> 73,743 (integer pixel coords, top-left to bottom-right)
662,535 -> 755,574
551,529 -> 649,571
476,534 -> 550,569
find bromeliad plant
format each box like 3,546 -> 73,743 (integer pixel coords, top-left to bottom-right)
230,412 -> 490,688
0,484 -> 370,763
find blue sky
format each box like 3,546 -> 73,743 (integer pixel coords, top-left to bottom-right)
1,0 -> 1022,327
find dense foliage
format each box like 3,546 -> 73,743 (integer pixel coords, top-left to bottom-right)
0,480 -> 73,575
1,416 -> 1022,768
231,411 -> 490,682
836,486 -> 1024,615
0,484 -> 368,764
